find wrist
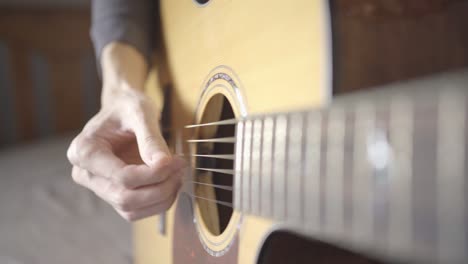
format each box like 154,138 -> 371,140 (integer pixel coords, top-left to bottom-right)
101,42 -> 148,94
101,82 -> 146,109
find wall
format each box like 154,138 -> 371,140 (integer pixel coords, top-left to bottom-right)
332,0 -> 468,93
0,7 -> 100,147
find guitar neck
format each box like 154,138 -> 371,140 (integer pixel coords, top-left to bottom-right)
233,70 -> 468,262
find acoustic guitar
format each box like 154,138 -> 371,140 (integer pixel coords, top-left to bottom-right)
134,0 -> 468,263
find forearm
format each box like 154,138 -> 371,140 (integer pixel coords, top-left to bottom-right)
68,39 -> 183,222
69,1 -> 180,223
91,0 -> 154,66
91,0 -> 154,106
101,42 -> 149,106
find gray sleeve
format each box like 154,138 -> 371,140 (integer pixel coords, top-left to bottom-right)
91,0 -> 154,66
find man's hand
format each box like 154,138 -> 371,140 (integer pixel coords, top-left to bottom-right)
67,43 -> 185,221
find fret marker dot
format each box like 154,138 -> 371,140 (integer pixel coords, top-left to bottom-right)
367,129 -> 393,171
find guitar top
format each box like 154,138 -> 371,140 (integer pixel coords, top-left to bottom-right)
135,0 -> 468,263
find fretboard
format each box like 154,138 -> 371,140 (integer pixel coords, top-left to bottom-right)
233,70 -> 468,263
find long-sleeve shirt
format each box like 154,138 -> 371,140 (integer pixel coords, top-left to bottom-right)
90,0 -> 155,65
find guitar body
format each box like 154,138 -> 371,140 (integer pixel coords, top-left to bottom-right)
135,1 -> 468,264
136,1 -> 332,263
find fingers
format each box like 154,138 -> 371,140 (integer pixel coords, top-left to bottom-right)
71,166 -> 91,187
112,168 -> 183,212
131,107 -> 171,166
67,95 -> 187,222
116,156 -> 186,189
68,135 -> 186,189
116,193 -> 178,222
68,136 -> 125,178
71,166 -> 113,197
71,165 -> 183,221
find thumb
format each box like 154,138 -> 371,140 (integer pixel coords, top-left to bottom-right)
133,115 -> 171,167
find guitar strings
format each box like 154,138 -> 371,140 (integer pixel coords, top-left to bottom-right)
185,193 -> 234,208
181,173 -> 234,208
170,91 -> 468,211
184,118 -> 238,128
183,179 -> 233,191
186,137 -> 236,143
179,157 -> 235,208
172,118 -> 237,208
182,172 -> 234,208
178,114 -> 444,133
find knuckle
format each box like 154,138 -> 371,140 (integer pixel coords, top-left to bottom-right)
70,167 -> 89,187
81,116 -> 102,136
66,147 -> 74,163
113,190 -> 134,212
67,137 -> 80,164
76,139 -> 97,161
116,174 -> 137,190
71,170 -> 81,184
78,144 -> 96,160
119,211 -> 137,222
150,187 -> 165,202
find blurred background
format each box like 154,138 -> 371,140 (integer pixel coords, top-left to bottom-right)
0,0 -> 131,263
0,0 -> 98,146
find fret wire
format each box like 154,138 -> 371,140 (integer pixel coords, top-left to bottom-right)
287,113 -> 304,223
299,113 -> 308,228
299,112 -> 307,225
304,111 -> 322,232
251,118 -> 263,214
437,90 -> 466,262
352,102 -> 374,245
242,120 -> 253,213
234,121 -> 244,209
257,120 -> 264,215
261,117 -> 274,217
283,115 -> 290,220
325,107 -> 345,235
388,95 -> 413,256
273,114 -> 287,220
373,102 -> 394,251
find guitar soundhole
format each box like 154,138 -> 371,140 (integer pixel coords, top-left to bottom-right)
194,0 -> 210,5
195,94 -> 235,236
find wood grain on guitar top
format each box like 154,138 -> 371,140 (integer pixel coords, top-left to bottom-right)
173,194 -> 238,264
134,0 -> 468,263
